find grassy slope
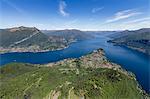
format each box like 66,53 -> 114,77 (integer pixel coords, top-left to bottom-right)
0,62 -> 146,99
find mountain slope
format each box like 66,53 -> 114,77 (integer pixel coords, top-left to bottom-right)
108,28 -> 150,55
42,29 -> 94,42
0,26 -> 68,53
0,49 -> 148,99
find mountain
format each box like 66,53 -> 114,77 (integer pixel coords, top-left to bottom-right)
42,29 -> 94,42
0,49 -> 148,99
108,28 -> 150,55
0,26 -> 68,53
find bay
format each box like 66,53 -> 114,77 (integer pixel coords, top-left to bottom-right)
0,34 -> 149,93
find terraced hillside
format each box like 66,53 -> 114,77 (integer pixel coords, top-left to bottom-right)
0,49 -> 148,99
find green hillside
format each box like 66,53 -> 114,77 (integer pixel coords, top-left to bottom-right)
0,26 -> 68,53
0,49 -> 148,99
108,28 -> 150,55
42,29 -> 94,42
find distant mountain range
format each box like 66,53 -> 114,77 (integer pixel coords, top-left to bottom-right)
0,26 -> 93,53
108,28 -> 150,55
42,29 -> 94,42
0,27 -> 149,98
1,26 -> 149,55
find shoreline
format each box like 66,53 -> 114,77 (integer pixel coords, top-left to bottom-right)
0,40 -> 77,54
107,41 -> 150,56
0,41 -> 149,94
1,48 -> 149,96
0,46 -> 69,54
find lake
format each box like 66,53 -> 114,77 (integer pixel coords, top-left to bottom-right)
0,34 -> 150,93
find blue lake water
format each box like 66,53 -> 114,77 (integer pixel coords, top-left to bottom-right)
0,34 -> 150,93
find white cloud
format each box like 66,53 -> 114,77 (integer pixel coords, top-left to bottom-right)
124,17 -> 150,24
92,7 -> 104,13
59,0 -> 69,17
106,9 -> 142,23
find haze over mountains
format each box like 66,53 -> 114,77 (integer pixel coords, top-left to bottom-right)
42,29 -> 94,41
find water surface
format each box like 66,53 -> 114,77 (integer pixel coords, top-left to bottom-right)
0,34 -> 149,93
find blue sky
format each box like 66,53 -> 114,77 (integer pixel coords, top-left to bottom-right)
0,0 -> 150,30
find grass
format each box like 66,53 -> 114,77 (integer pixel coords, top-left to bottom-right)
0,62 -> 146,99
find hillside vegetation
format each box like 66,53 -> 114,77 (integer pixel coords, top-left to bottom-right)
108,28 -> 150,55
0,26 -> 68,53
42,29 -> 94,42
0,49 -> 148,99
0,27 -> 94,53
